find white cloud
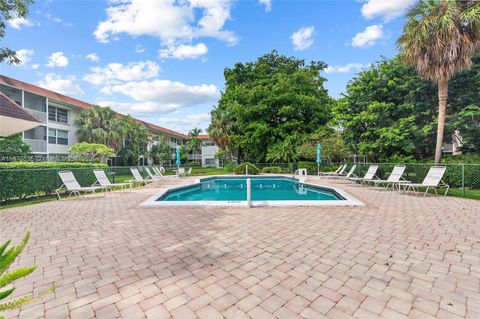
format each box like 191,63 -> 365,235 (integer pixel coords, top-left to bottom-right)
291,26 -> 314,51
351,24 -> 385,48
83,60 -> 160,86
37,74 -> 84,96
158,113 -> 211,132
31,64 -> 39,70
94,0 -> 237,49
46,51 -> 69,67
159,43 -> 208,60
8,17 -> 33,29
135,44 -> 146,53
324,63 -> 370,74
86,53 -> 100,62
45,12 -> 73,26
98,79 -> 219,114
361,0 -> 414,22
259,0 -> 272,12
15,49 -> 34,66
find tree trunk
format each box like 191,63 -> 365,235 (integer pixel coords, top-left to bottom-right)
435,77 -> 448,165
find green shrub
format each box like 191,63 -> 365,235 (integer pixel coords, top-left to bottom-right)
233,162 -> 260,175
223,163 -> 236,172
0,232 -> 54,318
261,166 -> 283,174
0,163 -> 107,202
0,162 -> 107,170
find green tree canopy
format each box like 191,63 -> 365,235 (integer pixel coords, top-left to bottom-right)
336,53 -> 480,161
397,0 -> 480,163
296,128 -> 349,163
0,134 -> 31,159
208,50 -> 333,162
68,142 -> 115,163
74,105 -> 123,152
150,137 -> 172,165
187,128 -> 202,162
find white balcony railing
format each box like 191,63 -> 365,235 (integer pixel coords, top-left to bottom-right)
24,108 -> 47,124
24,139 -> 47,153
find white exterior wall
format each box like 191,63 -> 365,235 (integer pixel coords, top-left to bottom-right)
201,140 -> 219,167
47,105 -> 80,155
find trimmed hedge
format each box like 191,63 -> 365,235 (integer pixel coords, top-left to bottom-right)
0,163 -> 108,202
261,166 -> 284,174
0,162 -> 107,170
233,162 -> 260,175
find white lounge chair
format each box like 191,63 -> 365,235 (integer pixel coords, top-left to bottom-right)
186,167 -> 192,175
349,165 -> 379,185
370,165 -> 408,190
56,170 -> 104,199
320,164 -> 346,176
294,168 -> 308,183
176,168 -> 185,177
145,167 -> 161,181
332,165 -> 357,180
93,169 -> 131,191
153,166 -> 165,176
129,167 -> 152,185
399,166 -> 449,196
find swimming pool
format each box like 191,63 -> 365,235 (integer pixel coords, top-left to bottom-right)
140,176 -> 364,207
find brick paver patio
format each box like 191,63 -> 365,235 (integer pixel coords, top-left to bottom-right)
1,176 -> 479,319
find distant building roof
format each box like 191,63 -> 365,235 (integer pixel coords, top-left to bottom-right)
0,92 -> 41,136
0,75 -> 191,139
197,134 -> 210,139
0,92 -> 39,123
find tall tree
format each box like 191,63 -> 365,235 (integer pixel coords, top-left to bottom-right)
117,116 -> 150,165
1,0 -> 34,64
187,128 -> 202,164
75,105 -> 123,152
150,137 -> 172,165
209,50 -> 332,162
397,0 -> 480,164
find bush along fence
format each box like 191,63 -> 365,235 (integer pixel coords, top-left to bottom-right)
0,164 -> 154,203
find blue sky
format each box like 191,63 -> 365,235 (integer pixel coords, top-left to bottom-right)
2,0 -> 412,133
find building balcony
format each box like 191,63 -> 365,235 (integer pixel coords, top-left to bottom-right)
24,139 -> 47,153
24,108 -> 47,124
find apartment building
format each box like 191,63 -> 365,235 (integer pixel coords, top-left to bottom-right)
0,75 -> 219,166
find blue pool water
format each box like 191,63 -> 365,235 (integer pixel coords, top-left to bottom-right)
158,176 -> 343,202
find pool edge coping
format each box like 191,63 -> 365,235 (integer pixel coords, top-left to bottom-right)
139,175 -> 365,208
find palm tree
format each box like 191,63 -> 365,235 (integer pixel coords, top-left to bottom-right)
397,0 -> 480,164
207,107 -> 236,160
75,105 -> 123,152
187,128 -> 203,164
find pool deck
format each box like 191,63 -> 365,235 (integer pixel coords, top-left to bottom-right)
1,175 -> 480,319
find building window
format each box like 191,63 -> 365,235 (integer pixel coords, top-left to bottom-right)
0,84 -> 22,106
48,129 -> 69,145
48,106 -> 69,124
205,158 -> 216,165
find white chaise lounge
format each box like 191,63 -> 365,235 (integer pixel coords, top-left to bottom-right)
56,170 -> 104,199
332,165 -> 357,180
145,167 -> 162,181
399,166 -> 449,196
93,169 -> 131,191
320,164 -> 346,177
369,165 -> 407,190
349,165 -> 379,185
129,167 -> 152,186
